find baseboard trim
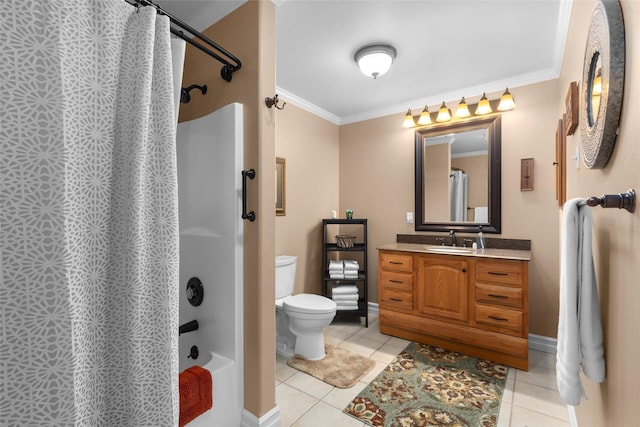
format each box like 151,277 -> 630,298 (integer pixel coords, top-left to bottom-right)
241,406 -> 281,427
528,333 -> 557,354
368,301 -> 379,314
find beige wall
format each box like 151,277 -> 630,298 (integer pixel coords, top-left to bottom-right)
275,104 -> 340,295
179,1 -> 277,418
560,1 -> 640,424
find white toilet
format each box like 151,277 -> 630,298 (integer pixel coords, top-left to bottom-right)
275,255 -> 337,360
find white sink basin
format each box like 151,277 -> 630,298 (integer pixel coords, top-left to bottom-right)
425,246 -> 475,254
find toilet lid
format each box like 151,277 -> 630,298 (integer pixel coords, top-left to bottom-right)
283,294 -> 337,315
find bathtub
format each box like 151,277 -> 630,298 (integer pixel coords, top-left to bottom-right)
183,351 -> 237,427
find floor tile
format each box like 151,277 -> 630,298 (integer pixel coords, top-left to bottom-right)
338,335 -> 383,357
276,355 -> 298,382
516,361 -> 558,391
496,397 -> 512,427
321,380 -> 368,410
276,382 -> 319,427
359,360 -> 387,384
285,371 -> 334,400
513,381 -> 569,421
510,405 -> 570,427
291,401 -> 364,427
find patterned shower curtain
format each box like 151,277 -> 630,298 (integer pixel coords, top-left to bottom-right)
1,1 -> 180,425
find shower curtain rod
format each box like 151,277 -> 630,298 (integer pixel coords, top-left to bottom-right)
126,0 -> 242,82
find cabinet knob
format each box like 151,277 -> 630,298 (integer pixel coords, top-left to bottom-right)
461,268 -> 467,273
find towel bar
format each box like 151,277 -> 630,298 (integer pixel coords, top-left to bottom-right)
581,189 -> 635,213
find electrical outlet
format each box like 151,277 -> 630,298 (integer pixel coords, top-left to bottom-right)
406,212 -> 414,224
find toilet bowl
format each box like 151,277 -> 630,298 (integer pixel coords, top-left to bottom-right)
275,256 -> 337,360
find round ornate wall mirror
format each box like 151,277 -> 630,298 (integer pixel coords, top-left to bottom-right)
579,0 -> 625,169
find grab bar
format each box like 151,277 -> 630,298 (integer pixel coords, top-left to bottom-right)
242,169 -> 256,222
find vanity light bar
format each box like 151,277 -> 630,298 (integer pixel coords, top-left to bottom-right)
403,88 -> 515,128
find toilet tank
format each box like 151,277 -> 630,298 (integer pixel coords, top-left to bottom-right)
275,255 -> 297,300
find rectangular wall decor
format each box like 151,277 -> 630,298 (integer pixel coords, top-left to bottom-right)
565,81 -> 579,136
520,158 -> 534,191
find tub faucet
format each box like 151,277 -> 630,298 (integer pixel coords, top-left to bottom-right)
449,230 -> 456,246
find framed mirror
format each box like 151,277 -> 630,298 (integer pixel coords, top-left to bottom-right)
579,0 -> 625,169
415,115 -> 501,233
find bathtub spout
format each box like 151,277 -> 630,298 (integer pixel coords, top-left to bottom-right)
179,320 -> 199,335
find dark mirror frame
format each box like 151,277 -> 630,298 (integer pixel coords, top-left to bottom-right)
415,114 -> 502,233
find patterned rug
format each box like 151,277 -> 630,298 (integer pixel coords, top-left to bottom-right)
344,342 -> 508,427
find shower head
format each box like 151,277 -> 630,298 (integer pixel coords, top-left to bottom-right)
180,84 -> 207,103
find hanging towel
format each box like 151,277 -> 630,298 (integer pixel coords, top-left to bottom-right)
474,206 -> 488,223
179,365 -> 213,427
332,293 -> 359,301
556,198 -> 605,406
332,285 -> 359,295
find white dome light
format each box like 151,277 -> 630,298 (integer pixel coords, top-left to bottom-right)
354,44 -> 397,79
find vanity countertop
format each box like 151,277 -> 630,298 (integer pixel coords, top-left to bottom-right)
377,242 -> 531,261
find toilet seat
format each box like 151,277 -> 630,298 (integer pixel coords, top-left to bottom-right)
283,294 -> 336,315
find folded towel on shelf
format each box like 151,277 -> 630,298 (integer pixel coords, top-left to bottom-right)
336,301 -> 359,310
179,365 -> 212,427
329,260 -> 344,269
343,271 -> 359,279
332,293 -> 359,301
343,260 -> 359,271
332,285 -> 359,295
329,273 -> 345,279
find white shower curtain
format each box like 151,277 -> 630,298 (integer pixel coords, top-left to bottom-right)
1,1 -> 180,425
450,170 -> 468,221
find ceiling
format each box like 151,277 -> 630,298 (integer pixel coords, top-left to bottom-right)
156,0 -> 572,125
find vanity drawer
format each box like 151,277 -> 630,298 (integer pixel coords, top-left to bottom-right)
475,304 -> 522,334
379,288 -> 413,312
380,270 -> 414,291
475,283 -> 523,308
476,260 -> 523,285
379,252 -> 414,273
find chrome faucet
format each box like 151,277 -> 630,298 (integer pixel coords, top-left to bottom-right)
449,230 -> 456,246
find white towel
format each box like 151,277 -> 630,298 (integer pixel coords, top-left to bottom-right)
343,260 -> 359,271
343,271 -> 359,279
556,198 -> 605,406
336,302 -> 359,310
332,285 -> 358,295
329,273 -> 344,279
474,206 -> 488,223
332,293 -> 359,301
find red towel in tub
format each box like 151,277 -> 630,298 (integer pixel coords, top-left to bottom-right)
179,365 -> 212,427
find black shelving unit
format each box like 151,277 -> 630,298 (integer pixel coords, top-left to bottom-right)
322,218 -> 368,327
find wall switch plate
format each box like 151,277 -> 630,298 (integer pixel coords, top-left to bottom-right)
406,212 -> 414,224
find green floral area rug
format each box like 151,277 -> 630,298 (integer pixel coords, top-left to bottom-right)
344,342 -> 508,427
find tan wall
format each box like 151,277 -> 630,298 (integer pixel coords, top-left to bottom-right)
560,1 -> 640,424
338,82 -> 560,339
178,1 -> 276,418
275,103 -> 340,295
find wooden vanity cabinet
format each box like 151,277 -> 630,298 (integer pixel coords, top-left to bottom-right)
378,250 -> 529,370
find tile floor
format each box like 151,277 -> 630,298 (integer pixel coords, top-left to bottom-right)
275,312 -> 571,427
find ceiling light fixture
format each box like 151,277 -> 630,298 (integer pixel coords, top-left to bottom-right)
402,109 -> 416,128
475,93 -> 493,115
417,105 -> 432,125
354,43 -> 397,79
454,97 -> 471,118
497,88 -> 516,111
436,102 -> 452,122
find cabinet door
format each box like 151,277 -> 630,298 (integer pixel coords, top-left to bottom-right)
417,256 -> 468,322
